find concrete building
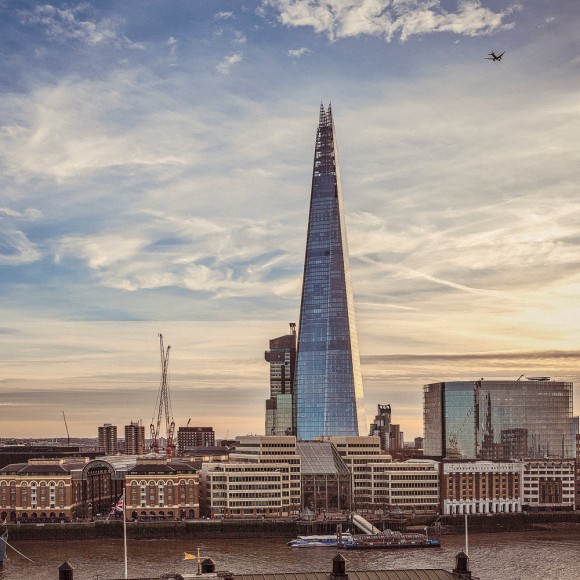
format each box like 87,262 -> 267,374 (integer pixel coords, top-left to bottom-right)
98,424 -> 118,455
327,437 -> 438,514
201,435 -> 301,518
294,105 -> 366,439
264,324 -> 297,436
576,431 -> 580,510
389,424 -> 402,453
522,460 -> 575,511
124,421 -> 145,455
441,461 -> 522,515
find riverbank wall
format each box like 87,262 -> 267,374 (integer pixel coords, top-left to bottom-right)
7,519 -> 300,541
7,511 -> 580,541
437,511 -> 580,534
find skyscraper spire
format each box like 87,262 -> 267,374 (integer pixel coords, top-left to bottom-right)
294,105 -> 366,440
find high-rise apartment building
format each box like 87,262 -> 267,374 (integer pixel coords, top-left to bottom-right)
98,423 -> 118,455
124,421 -> 145,455
265,323 -> 297,436
423,379 -> 574,460
294,104 -> 365,440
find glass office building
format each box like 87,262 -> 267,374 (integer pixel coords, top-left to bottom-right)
423,379 -> 574,460
294,104 -> 366,440
265,324 -> 297,436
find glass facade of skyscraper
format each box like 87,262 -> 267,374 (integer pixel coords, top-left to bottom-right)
265,326 -> 297,436
423,380 -> 574,460
294,105 -> 366,440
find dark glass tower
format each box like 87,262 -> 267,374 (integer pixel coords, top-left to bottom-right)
264,323 -> 297,436
294,104 -> 366,440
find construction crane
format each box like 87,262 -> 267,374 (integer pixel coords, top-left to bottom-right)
150,334 -> 176,456
62,411 -> 70,445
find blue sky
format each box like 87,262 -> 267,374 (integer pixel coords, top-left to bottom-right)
1,0 -> 579,440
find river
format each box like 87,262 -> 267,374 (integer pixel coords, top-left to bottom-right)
1,527 -> 579,579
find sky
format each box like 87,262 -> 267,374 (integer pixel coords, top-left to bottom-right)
1,0 -> 580,442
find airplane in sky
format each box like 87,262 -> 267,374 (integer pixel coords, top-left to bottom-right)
485,51 -> 505,62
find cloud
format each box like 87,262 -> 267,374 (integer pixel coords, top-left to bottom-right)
0,229 -> 41,265
18,3 -> 142,48
215,11 -> 234,20
167,36 -> 178,61
0,72 -> 204,181
262,0 -> 518,42
0,207 -> 43,265
52,210 -> 300,299
217,52 -> 243,74
233,31 -> 247,44
288,47 -> 311,57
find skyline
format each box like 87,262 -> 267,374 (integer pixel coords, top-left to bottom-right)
1,1 -> 580,440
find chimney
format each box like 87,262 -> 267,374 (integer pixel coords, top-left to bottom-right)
202,558 -> 217,573
59,561 -> 74,580
330,553 -> 348,580
453,551 -> 472,579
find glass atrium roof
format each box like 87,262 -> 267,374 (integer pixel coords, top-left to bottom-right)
296,441 -> 350,475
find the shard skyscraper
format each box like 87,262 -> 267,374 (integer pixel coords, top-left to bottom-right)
294,104 -> 366,440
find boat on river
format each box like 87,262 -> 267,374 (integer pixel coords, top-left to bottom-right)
287,532 -> 354,548
342,529 -> 440,550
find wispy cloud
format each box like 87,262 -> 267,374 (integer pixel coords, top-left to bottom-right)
217,52 -> 243,74
288,47 -> 310,57
215,11 -> 234,20
262,0 -> 519,42
0,229 -> 41,265
18,3 -> 142,48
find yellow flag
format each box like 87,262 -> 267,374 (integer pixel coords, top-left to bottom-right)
183,552 -> 196,560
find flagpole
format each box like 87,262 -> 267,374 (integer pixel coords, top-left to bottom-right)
123,492 -> 128,580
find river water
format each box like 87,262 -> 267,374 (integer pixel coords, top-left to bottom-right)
1,527 -> 579,580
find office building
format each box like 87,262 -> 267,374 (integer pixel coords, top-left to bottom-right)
369,404 -> 391,452
522,460 -> 575,511
124,421 -> 145,455
441,461 -> 522,515
264,324 -> 297,435
98,423 -> 118,455
423,379 -> 574,460
328,436 -> 438,514
294,104 -> 366,440
389,424 -> 402,453
201,435 -> 301,518
177,426 -> 215,453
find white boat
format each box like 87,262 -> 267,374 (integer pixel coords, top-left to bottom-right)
287,532 -> 353,548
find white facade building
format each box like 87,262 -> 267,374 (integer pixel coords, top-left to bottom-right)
201,436 -> 301,517
442,461 -> 522,515
328,437 -> 439,513
522,460 -> 575,511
